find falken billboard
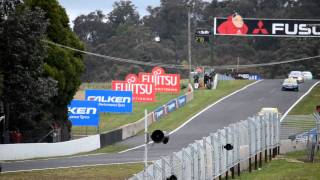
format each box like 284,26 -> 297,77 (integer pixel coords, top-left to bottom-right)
214,13 -> 320,37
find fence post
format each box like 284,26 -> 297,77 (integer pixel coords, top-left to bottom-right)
269,114 -> 272,161
248,120 -> 252,173
161,158 -> 166,180
210,133 -> 216,178
218,130 -> 222,180
259,116 -> 263,168
190,145 -> 195,180
237,123 -> 241,177
253,118 -> 258,170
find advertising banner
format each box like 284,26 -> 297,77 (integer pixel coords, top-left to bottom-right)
68,100 -> 99,126
85,89 -> 132,113
177,95 -> 187,107
214,14 -> 320,37
154,106 -> 165,121
139,67 -> 180,93
112,74 -> 155,102
237,73 -> 262,80
166,99 -> 177,113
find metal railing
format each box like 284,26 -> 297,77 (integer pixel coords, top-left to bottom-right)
130,112 -> 280,180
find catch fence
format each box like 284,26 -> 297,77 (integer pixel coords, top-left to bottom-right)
130,112 -> 280,180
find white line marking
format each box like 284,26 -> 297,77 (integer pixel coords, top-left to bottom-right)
119,80 -> 262,153
1,161 -> 146,174
280,81 -> 320,122
2,152 -> 112,164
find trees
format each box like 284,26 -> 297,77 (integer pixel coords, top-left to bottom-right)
0,6 -> 58,142
23,0 -> 85,141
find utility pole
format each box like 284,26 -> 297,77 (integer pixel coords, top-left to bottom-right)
187,2 -> 192,84
144,109 -> 148,179
236,57 -> 240,73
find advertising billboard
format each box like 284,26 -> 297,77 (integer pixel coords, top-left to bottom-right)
166,99 -> 177,113
214,14 -> 320,37
154,106 -> 166,121
177,95 -> 187,107
112,74 -> 155,102
139,67 -> 180,93
68,100 -> 99,126
85,89 -> 132,113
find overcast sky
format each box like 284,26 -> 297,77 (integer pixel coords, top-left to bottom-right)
58,0 -> 161,25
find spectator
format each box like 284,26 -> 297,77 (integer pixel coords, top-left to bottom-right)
193,74 -> 199,89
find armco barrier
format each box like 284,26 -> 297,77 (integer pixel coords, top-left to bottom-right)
0,135 -> 100,161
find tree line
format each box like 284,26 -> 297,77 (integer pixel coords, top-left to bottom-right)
74,0 -> 320,82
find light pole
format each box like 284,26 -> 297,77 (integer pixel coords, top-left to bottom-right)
187,2 -> 192,84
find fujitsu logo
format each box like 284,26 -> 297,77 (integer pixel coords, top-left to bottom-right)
253,20 -> 268,34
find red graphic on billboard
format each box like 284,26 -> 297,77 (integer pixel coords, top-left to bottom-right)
112,74 -> 155,102
139,67 -> 180,93
252,20 -> 269,34
217,13 -> 248,35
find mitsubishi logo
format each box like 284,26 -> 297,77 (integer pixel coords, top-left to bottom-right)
253,20 -> 269,34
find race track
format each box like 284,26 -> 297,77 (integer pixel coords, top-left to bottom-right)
2,79 -> 318,172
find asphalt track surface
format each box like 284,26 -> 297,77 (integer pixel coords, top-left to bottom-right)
2,79 -> 319,172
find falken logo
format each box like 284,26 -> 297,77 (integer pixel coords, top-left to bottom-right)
68,107 -> 97,115
87,96 -> 131,103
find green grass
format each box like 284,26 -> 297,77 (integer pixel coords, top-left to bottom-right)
71,80 -> 251,135
147,80 -> 252,133
72,82 -> 188,135
234,151 -> 320,180
289,83 -> 320,115
0,163 -> 144,180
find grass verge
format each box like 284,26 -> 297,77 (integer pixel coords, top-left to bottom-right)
0,163 -> 144,180
234,151 -> 320,180
289,83 -> 320,115
72,82 -> 188,135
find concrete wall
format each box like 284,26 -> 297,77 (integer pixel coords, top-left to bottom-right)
121,112 -> 155,140
0,135 -> 100,161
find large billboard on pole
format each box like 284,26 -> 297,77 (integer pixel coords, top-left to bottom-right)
112,74 -> 155,102
85,89 -> 133,113
139,67 -> 180,93
214,14 -> 320,37
68,100 -> 99,127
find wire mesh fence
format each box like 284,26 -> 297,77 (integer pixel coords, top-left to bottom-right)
130,112 -> 280,180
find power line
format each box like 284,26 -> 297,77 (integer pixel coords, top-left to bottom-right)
43,40 -> 320,70
43,40 -> 187,69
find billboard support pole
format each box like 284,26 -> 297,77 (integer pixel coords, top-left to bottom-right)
187,3 -> 192,84
144,109 -> 148,180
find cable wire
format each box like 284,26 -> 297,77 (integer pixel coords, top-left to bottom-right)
43,40 -> 320,70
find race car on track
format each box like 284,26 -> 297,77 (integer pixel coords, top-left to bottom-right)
282,78 -> 299,91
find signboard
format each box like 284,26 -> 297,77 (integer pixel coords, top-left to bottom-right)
85,89 -> 132,113
166,99 -> 177,113
214,14 -> 320,37
195,29 -> 211,43
178,95 -> 187,107
112,74 -> 155,102
237,73 -> 262,80
68,100 -> 99,126
139,67 -> 180,93
154,106 -> 165,121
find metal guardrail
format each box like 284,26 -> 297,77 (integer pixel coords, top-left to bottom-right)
130,112 -> 280,180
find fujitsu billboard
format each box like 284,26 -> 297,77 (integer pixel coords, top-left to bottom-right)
112,74 -> 155,102
214,13 -> 320,37
139,67 -> 180,93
